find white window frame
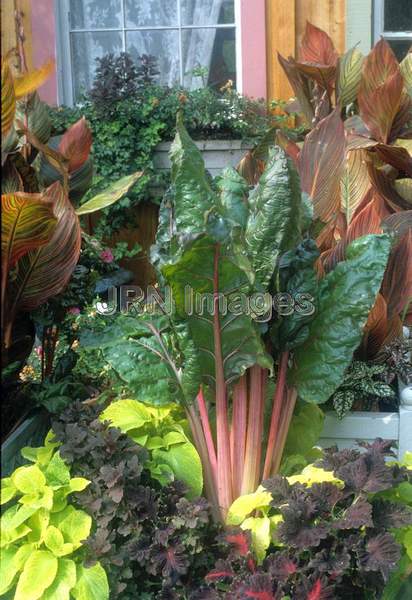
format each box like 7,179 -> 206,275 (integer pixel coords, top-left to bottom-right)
55,0 -> 241,106
373,0 -> 412,47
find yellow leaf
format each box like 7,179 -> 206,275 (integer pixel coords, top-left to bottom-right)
1,59 -> 16,137
287,465 -> 343,487
14,60 -> 55,99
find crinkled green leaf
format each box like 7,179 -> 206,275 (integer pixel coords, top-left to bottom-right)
245,146 -> 302,289
291,234 -> 392,403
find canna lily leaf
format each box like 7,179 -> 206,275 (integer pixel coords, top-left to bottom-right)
400,51 -> 412,97
76,171 -> 142,215
337,46 -> 364,106
1,60 -> 16,138
291,234 -> 392,403
358,40 -> 404,143
1,192 -> 57,270
13,60 -> 55,99
58,117 -> 92,173
15,92 -> 52,145
340,149 -> 371,223
277,53 -> 314,126
299,22 -> 338,66
298,109 -> 346,222
8,182 -> 81,314
245,146 -> 302,289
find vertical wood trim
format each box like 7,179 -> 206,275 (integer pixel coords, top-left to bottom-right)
266,0 -> 296,101
296,0 -> 346,55
1,0 -> 33,71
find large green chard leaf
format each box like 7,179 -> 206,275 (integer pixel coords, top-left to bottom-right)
245,146 -> 303,289
290,234 -> 391,403
271,238 -> 320,351
170,112 -> 216,239
163,236 -> 272,388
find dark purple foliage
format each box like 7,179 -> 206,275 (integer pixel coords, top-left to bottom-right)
52,402 -> 219,599
199,440 -> 412,600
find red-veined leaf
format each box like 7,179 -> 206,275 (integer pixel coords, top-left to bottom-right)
400,51 -> 412,96
58,117 -> 93,172
307,579 -> 323,600
368,164 -> 410,211
394,179 -> 412,204
13,59 -> 55,98
381,229 -> 412,317
277,53 -> 314,126
358,40 -> 404,143
9,182 -> 81,314
298,109 -> 346,221
294,62 -> 336,90
275,130 -> 300,168
1,60 -> 15,138
1,192 -> 57,269
362,292 -> 388,358
374,144 -> 412,177
299,22 -> 338,66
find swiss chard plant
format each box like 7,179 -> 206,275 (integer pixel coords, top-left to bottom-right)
51,401 -> 219,599
200,441 -> 412,600
81,112 -> 391,522
0,431 -> 109,600
277,23 -> 412,357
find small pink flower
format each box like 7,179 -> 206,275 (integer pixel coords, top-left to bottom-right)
35,346 -> 43,358
68,307 -> 81,315
100,248 -> 114,263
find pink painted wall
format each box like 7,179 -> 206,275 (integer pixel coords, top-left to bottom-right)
31,0 -> 58,104
239,0 -> 267,99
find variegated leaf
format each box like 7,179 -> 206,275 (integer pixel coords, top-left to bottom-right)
337,47 -> 364,106
58,117 -> 93,172
9,182 -> 81,313
1,60 -> 15,138
340,149 -> 370,223
76,172 -> 142,215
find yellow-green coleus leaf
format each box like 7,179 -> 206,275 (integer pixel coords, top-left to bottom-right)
227,487 -> 272,526
1,477 -> 17,505
287,465 -> 343,487
11,465 -> 46,494
241,516 -> 271,564
14,550 -> 58,600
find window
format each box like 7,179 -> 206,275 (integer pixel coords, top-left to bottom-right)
374,0 -> 412,60
56,0 -> 237,104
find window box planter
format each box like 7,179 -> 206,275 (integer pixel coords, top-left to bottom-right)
153,139 -> 253,178
319,408 -> 412,460
1,410 -> 50,477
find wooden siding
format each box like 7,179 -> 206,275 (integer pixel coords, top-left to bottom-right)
1,0 -> 33,73
266,0 -> 346,101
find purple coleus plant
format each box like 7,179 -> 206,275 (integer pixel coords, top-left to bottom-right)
197,440 -> 412,600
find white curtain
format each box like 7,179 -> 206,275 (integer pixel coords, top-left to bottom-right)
182,0 -> 224,89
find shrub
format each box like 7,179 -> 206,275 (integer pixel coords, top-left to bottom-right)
0,432 -> 109,599
199,440 -> 412,599
51,402 -> 220,598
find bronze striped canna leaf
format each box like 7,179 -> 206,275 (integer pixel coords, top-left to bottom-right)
58,117 -> 93,173
1,192 -> 57,270
76,171 -> 143,215
1,60 -> 16,138
8,182 -> 81,314
298,108 -> 346,222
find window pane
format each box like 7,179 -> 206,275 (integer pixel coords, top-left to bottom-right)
384,0 -> 412,32
181,0 -> 235,25
126,30 -> 180,87
182,27 -> 236,90
70,0 -> 122,29
71,31 -> 122,100
386,39 -> 411,61
125,0 -> 178,27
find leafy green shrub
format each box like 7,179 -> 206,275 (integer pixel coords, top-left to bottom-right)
0,432 -> 109,600
199,441 -> 412,599
51,402 -> 220,598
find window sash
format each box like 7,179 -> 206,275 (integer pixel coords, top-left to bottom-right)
373,0 -> 412,41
